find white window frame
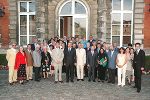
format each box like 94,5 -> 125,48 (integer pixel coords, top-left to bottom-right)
58,0 -> 88,39
111,0 -> 134,47
18,1 -> 36,45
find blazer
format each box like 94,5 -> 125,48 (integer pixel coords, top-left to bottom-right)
51,48 -> 64,66
87,51 -> 97,67
76,48 -> 86,66
133,49 -> 145,70
6,48 -> 17,67
64,48 -> 76,66
32,50 -> 42,67
25,50 -> 33,66
107,50 -> 118,69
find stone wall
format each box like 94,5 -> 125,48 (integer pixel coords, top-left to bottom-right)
134,0 -> 145,46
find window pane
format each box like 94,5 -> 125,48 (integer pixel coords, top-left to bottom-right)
112,25 -> 120,35
123,24 -> 131,35
112,13 -> 121,24
74,18 -> 86,38
60,2 -> 72,14
112,36 -> 120,46
20,36 -> 27,45
123,13 -> 132,24
29,2 -> 35,12
113,0 -> 121,10
124,0 -> 132,10
20,15 -> 27,35
75,1 -> 86,14
123,36 -> 131,46
29,15 -> 36,35
20,2 -> 27,12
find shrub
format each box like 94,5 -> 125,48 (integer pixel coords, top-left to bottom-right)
0,54 -> 7,66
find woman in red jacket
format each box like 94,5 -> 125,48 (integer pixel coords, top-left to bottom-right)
14,46 -> 27,84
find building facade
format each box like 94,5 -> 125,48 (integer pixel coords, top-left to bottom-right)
0,0 -> 150,49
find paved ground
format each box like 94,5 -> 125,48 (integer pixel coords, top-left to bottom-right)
0,70 -> 150,100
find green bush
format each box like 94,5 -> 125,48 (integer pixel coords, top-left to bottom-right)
0,54 -> 7,66
145,56 -> 150,71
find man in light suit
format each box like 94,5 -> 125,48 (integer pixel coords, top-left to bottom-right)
107,45 -> 118,84
76,42 -> 86,81
51,41 -> 64,83
87,46 -> 97,82
6,42 -> 17,85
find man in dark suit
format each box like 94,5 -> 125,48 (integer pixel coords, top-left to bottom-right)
87,46 -> 97,82
31,38 -> 38,51
133,43 -> 145,93
64,42 -> 76,82
84,42 -> 91,77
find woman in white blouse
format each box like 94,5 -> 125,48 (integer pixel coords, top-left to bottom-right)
116,47 -> 127,87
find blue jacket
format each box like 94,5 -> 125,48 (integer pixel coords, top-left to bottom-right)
107,50 -> 118,69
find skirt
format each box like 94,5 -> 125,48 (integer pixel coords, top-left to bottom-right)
17,64 -> 26,80
42,65 -> 50,72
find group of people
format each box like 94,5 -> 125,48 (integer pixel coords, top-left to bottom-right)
6,35 -> 145,93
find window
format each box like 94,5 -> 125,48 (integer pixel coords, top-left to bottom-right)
111,0 -> 133,47
18,1 -> 36,45
59,0 -> 88,39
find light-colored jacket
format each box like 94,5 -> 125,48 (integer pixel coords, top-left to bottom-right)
76,48 -> 86,66
32,50 -> 41,67
51,48 -> 64,66
6,48 -> 17,67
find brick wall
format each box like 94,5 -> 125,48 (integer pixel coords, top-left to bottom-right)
0,0 -> 9,47
144,0 -> 150,48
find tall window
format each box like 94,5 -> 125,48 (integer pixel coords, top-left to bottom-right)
59,0 -> 88,39
18,1 -> 36,45
111,0 -> 133,46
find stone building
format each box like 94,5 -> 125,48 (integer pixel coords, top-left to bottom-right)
0,0 -> 150,50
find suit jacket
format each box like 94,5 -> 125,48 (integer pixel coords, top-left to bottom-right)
32,50 -> 42,67
107,50 -> 118,69
6,48 -> 17,67
64,48 -> 76,66
25,50 -> 33,66
76,48 -> 86,66
51,48 -> 64,66
87,51 -> 97,67
133,49 -> 145,70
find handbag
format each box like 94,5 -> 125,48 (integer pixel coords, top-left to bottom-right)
99,58 -> 107,67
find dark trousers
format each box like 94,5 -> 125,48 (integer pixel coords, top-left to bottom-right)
74,65 -> 77,77
108,68 -> 116,83
98,65 -> 106,80
95,67 -> 98,79
34,67 -> 41,81
88,66 -> 95,81
66,64 -> 74,82
134,68 -> 142,91
84,64 -> 88,77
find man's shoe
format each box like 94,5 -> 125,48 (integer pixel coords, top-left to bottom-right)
54,81 -> 58,84
107,81 -> 111,83
10,83 -> 13,85
71,80 -> 74,83
88,79 -> 91,82
77,79 -> 80,81
93,80 -> 96,82
35,79 -> 40,82
133,86 -> 137,88
81,79 -> 84,81
137,89 -> 140,93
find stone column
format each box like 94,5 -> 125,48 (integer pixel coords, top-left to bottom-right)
134,0 -> 144,46
8,0 -> 17,44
